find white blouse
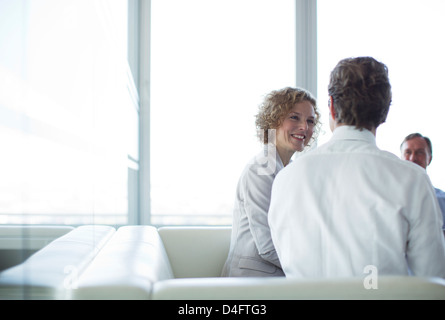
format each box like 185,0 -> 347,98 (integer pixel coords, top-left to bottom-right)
221,146 -> 285,277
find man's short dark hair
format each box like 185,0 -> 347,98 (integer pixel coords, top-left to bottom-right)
328,56 -> 392,131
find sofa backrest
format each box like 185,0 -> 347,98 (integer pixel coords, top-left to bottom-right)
0,225 -> 115,299
0,225 -> 75,250
0,225 -> 75,271
158,226 -> 231,278
72,225 -> 174,300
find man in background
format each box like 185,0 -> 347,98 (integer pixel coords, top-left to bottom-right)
400,133 -> 445,230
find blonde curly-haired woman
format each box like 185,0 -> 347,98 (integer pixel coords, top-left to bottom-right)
221,87 -> 321,277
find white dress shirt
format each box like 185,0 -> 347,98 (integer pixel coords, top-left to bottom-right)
268,126 -> 445,278
221,146 -> 285,277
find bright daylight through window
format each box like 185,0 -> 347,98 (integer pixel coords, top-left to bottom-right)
150,0 -> 297,225
1,0 -> 444,226
317,0 -> 445,189
0,0 -> 136,225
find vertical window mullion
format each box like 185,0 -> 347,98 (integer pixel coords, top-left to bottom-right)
137,0 -> 152,225
295,0 -> 318,97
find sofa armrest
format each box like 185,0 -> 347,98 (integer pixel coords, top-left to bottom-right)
72,225 -> 174,299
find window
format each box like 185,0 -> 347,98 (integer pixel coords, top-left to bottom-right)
150,0 -> 297,225
4,1 -> 443,227
0,0 -> 138,225
317,0 -> 445,187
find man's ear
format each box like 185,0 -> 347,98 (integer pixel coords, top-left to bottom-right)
328,96 -> 336,120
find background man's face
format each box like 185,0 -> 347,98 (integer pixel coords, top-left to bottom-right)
401,137 -> 432,170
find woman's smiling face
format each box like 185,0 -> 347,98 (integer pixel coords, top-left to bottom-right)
276,100 -> 316,155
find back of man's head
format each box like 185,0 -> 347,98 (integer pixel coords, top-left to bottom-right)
328,56 -> 392,131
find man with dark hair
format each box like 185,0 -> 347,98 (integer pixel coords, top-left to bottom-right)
400,133 -> 445,230
268,57 -> 445,278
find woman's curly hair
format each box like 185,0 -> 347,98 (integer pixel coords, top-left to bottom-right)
255,87 -> 321,147
328,56 -> 392,131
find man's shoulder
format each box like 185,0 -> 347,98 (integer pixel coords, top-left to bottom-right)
435,188 -> 445,198
282,140 -> 429,183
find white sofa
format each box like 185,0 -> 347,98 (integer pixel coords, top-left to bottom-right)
0,225 -> 114,299
0,225 -> 75,272
0,225 -> 444,300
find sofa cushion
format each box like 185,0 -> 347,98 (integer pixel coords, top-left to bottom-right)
0,225 -> 115,299
158,226 -> 231,278
72,225 -> 173,299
